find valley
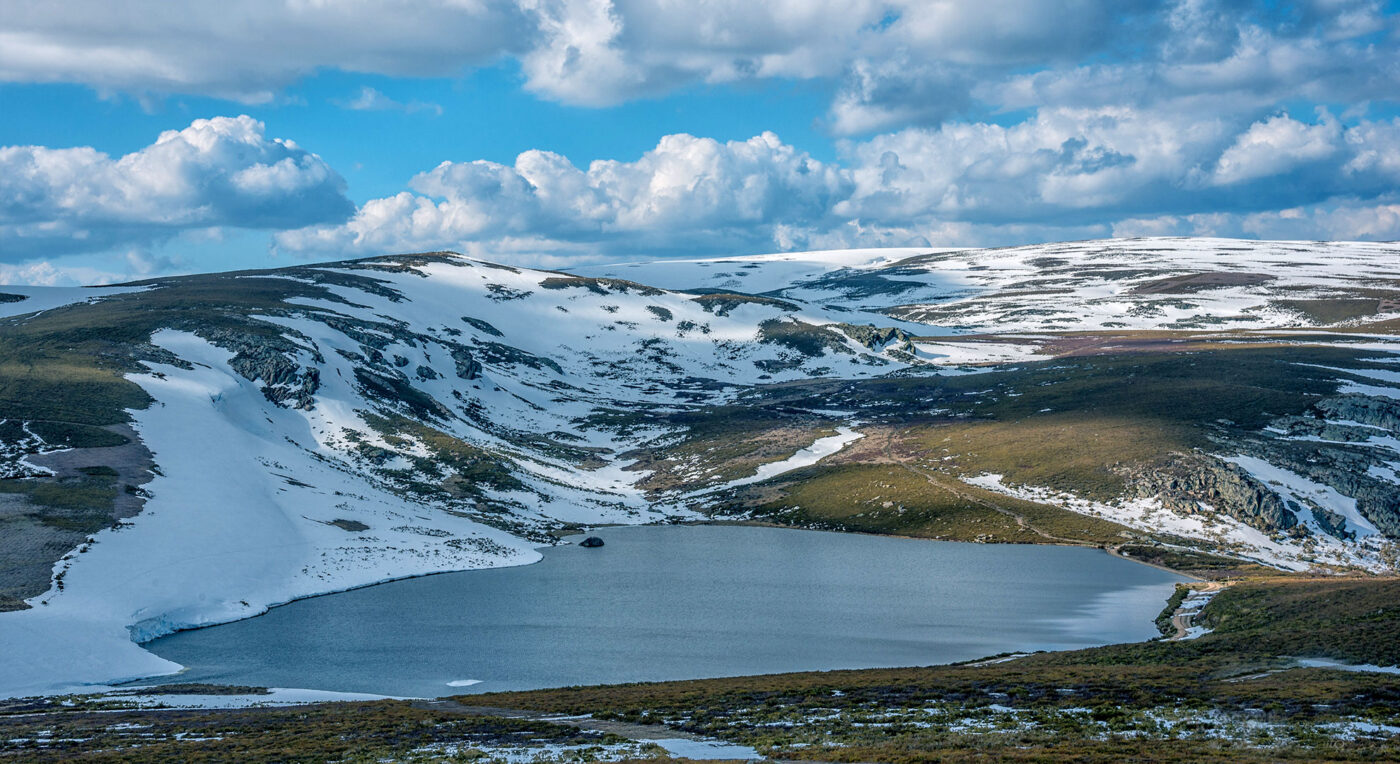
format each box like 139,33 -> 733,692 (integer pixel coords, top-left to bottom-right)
0,237 -> 1398,761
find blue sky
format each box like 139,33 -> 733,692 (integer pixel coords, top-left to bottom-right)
2,0 -> 1399,284
2,67 -> 839,201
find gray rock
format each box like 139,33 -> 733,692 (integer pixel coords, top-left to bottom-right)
1315,394 -> 1400,432
451,347 -> 482,380
199,327 -> 321,410
1117,453 -> 1297,532
1245,437 -> 1400,537
834,323 -> 914,350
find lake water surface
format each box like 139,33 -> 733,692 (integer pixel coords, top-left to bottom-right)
144,525 -> 1185,697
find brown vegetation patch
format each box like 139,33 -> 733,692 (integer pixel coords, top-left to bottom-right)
1130,272 -> 1276,294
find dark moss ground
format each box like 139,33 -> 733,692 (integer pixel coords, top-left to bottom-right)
0,700 -> 648,764
714,459 -> 1137,548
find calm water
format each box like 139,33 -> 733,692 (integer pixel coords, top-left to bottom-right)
143,525 -> 1185,697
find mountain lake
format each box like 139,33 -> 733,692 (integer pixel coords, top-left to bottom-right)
141,525 -> 1187,697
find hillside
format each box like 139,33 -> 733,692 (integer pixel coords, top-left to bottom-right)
0,237 -> 1398,696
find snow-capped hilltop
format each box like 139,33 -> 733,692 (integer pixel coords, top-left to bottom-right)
587,237 -> 1400,332
875,237 -> 1400,332
0,238 -> 1398,696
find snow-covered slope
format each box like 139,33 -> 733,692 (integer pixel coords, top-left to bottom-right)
0,238 -> 1398,696
575,247 -> 933,294
590,237 -> 1400,333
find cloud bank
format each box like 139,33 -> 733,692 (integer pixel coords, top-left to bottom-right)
4,1 -> 1395,133
3,1 -> 1399,270
4,106 -> 1398,268
275,132 -> 850,258
0,116 -> 352,259
273,109 -> 1400,260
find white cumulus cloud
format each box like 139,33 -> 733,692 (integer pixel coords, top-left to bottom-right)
341,86 -> 443,115
0,115 -> 352,259
274,106 -> 1400,260
276,131 -> 849,256
1210,113 -> 1342,186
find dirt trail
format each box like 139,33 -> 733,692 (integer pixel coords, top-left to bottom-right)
877,430 -> 1086,546
872,429 -> 1212,579
1168,581 -> 1231,640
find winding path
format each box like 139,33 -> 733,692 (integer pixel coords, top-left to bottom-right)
874,428 -> 1215,579
1167,581 -> 1230,640
878,430 -> 1087,546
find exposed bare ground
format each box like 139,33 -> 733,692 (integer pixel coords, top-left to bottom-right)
1129,272 -> 1277,294
0,423 -> 153,609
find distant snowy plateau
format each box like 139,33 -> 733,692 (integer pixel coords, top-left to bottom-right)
1,237 -> 1398,695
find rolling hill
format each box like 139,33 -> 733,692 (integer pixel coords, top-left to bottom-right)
0,237 -> 1398,695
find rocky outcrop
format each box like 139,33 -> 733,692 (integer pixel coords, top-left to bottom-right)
1242,393 -> 1400,537
691,292 -> 799,316
472,341 -> 563,374
1270,416 -> 1380,443
353,367 -> 452,420
200,327 -> 322,410
461,315 -> 504,336
1244,438 -> 1400,538
834,323 -> 914,350
1314,394 -> 1400,432
539,276 -> 664,296
1306,504 -> 1351,539
451,347 -> 482,380
1117,453 -> 1297,533
1267,394 -> 1400,444
757,318 -> 853,357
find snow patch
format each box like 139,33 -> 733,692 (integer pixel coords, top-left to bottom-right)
693,426 -> 864,495
1297,658 -> 1400,675
1226,454 -> 1380,538
653,738 -> 763,760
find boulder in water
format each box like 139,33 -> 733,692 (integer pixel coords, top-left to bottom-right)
579,536 -> 605,548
